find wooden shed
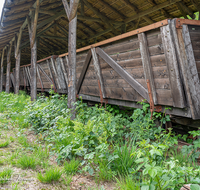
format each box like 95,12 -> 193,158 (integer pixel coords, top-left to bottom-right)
0,0 -> 200,122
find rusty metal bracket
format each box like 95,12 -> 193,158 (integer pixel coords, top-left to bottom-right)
98,80 -> 108,108
147,79 -> 162,119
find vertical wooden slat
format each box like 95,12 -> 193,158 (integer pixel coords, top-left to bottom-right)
50,57 -> 61,89
25,67 -> 31,86
10,73 -> 15,89
160,22 -> 186,108
91,47 -> 106,98
37,66 -> 43,90
172,20 -> 200,119
5,43 -> 12,93
138,32 -> 157,104
55,57 -> 67,89
0,49 -> 5,92
47,59 -> 57,91
23,67 -> 26,89
60,57 -> 68,86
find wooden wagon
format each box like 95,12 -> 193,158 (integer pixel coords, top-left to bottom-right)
11,18 -> 200,123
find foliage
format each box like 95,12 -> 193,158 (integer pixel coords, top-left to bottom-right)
17,154 -> 38,169
0,140 -> 9,148
37,167 -> 62,183
63,158 -> 80,175
0,168 -> 13,184
0,91 -> 200,189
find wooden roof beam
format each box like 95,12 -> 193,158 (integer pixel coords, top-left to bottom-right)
83,0 -> 118,35
147,0 -> 171,18
81,0 -> 181,42
191,0 -> 200,13
120,0 -> 154,24
179,1 -> 195,19
96,0 -> 136,29
124,0 -> 181,24
176,2 -> 188,18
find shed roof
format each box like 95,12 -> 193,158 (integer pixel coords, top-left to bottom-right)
0,0 -> 199,69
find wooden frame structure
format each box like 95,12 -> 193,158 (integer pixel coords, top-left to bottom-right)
2,18 -> 199,124
0,0 -> 200,121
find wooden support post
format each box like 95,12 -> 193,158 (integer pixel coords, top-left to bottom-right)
68,16 -> 77,116
0,49 -> 5,92
91,47 -> 106,98
160,22 -> 186,108
5,43 -> 12,93
62,0 -> 80,119
15,32 -> 22,94
27,0 -> 40,101
138,32 -> 157,104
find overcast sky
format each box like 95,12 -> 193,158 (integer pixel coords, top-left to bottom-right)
0,0 -> 5,18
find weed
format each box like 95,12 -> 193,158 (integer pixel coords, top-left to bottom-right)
37,167 -> 62,183
17,135 -> 30,148
0,168 -> 13,184
116,175 -> 140,190
17,154 -> 38,169
63,158 -> 80,175
0,140 -> 9,148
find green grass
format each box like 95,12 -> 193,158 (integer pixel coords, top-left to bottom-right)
0,168 -> 13,184
17,135 -> 30,148
17,154 -> 38,169
116,175 -> 140,190
63,158 -> 80,175
37,167 -> 62,183
0,140 -> 9,148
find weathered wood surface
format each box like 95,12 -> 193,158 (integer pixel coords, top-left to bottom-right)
15,19 -> 200,120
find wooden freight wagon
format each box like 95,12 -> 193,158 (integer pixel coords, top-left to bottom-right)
16,18 -> 200,123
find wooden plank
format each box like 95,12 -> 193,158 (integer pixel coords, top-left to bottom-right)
160,22 -> 185,108
55,57 -> 67,89
0,49 -> 4,92
138,32 -> 157,104
76,50 -> 92,94
78,94 -> 191,118
59,20 -> 169,58
60,57 -> 68,86
37,66 -> 44,90
38,64 -> 52,83
50,57 -> 61,89
10,73 -> 15,89
96,47 -> 149,101
173,20 -> 200,119
23,67 -> 26,88
25,67 -> 31,86
91,47 -> 106,98
47,59 -> 57,91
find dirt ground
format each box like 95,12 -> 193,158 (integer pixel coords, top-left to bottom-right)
0,122 -> 116,190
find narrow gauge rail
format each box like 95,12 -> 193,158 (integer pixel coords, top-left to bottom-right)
3,18 -> 200,127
